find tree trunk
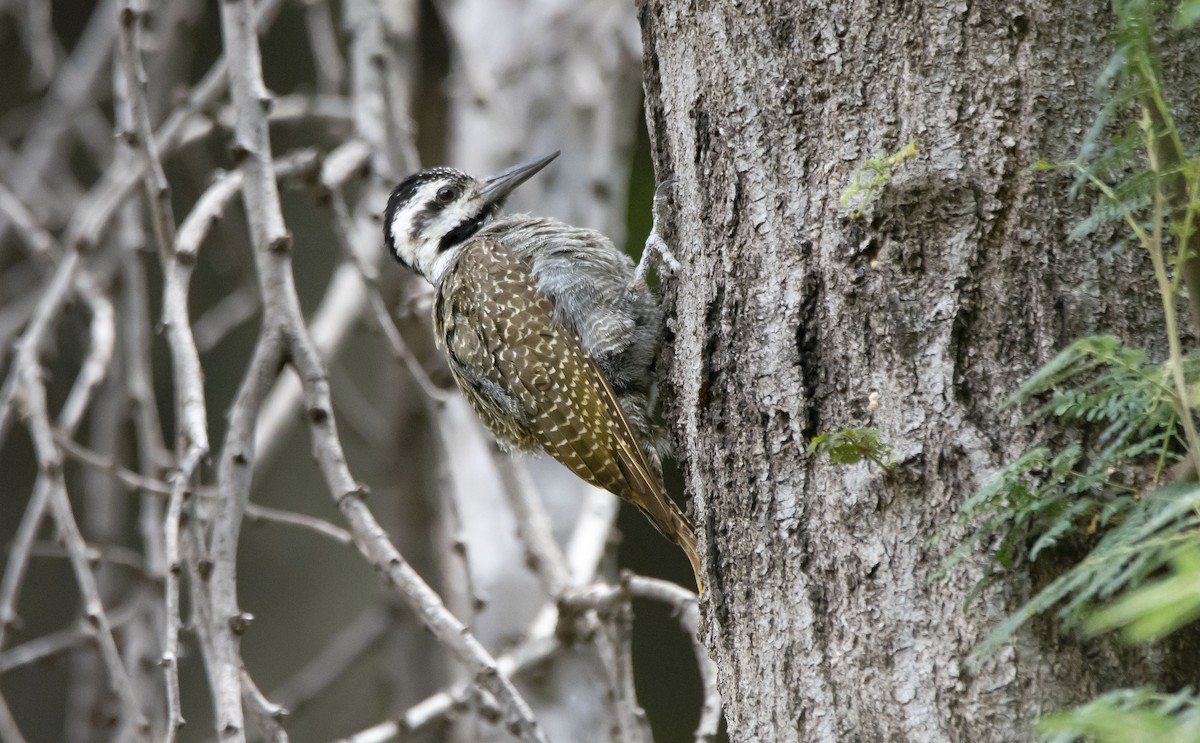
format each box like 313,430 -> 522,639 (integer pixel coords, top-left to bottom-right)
639,2 -> 1191,741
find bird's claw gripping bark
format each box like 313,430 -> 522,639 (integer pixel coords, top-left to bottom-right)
634,179 -> 681,285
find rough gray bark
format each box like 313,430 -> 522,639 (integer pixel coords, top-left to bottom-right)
639,3 -> 1194,741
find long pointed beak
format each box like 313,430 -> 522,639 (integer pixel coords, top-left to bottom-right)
478,151 -> 560,206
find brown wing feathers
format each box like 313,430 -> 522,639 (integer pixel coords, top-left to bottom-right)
441,238 -> 702,590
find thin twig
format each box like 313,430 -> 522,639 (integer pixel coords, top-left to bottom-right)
114,4 -> 208,557
0,484 -> 53,652
116,0 -> 178,265
28,396 -> 149,738
243,504 -> 353,546
592,601 -> 650,743
270,606 -> 392,713
0,250 -> 80,446
63,0 -> 287,253
336,489 -> 549,742
0,599 -> 144,673
0,691 -> 28,743
342,487 -> 620,742
625,576 -> 721,743
492,453 -> 573,598
240,668 -> 289,743
0,0 -> 117,243
0,180 -> 56,260
57,274 -> 115,436
302,0 -> 346,96
55,432 -> 172,495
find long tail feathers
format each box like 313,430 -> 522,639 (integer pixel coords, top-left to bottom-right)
671,502 -> 704,593
615,456 -> 704,593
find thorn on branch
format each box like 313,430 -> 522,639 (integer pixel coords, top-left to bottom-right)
268,232 -> 293,253
40,457 -> 63,477
228,611 -> 255,635
336,485 -> 368,506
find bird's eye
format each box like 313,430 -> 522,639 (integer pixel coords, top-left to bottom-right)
435,186 -> 457,204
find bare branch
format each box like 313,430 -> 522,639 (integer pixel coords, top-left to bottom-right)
28,392 -> 149,738
0,1 -> 683,739
270,606 -> 392,713
625,576 -> 721,743
243,504 -> 353,546
493,454 -> 573,598
0,599 -> 145,673
303,0 -> 346,96
0,692 -> 28,743
343,488 -> 620,742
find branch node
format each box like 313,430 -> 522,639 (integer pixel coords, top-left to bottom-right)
268,232 -> 293,254
337,486 -> 368,506
228,611 -> 255,635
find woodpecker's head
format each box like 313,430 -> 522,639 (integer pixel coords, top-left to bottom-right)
383,151 -> 559,283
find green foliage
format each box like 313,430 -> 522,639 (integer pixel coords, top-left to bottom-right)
1062,0 -> 1200,252
807,427 -> 894,469
939,1 -> 1200,736
1038,688 -> 1200,743
839,139 -> 919,219
968,482 -> 1200,666
1085,545 -> 1200,643
1176,0 -> 1200,29
941,338 -> 1186,569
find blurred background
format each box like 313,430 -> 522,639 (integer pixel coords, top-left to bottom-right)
0,0 -> 717,741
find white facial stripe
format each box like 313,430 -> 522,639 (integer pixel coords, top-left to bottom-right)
430,249 -> 458,285
388,180 -> 481,281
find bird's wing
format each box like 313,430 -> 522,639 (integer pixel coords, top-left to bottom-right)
444,237 -> 700,586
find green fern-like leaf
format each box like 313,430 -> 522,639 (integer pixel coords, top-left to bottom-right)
1085,545 -> 1200,643
942,334 -> 1199,664
808,427 -> 895,469
968,484 -> 1200,668
1038,687 -> 1200,743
